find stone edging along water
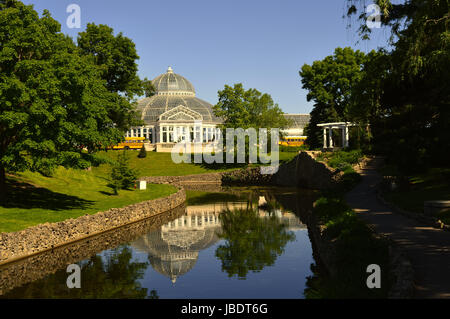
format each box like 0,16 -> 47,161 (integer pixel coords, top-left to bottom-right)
0,187 -> 186,266
0,205 -> 187,296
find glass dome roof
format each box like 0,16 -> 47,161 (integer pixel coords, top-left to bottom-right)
136,67 -> 222,124
152,66 -> 195,96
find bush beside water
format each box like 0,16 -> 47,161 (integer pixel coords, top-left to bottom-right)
305,194 -> 390,299
305,150 -> 390,298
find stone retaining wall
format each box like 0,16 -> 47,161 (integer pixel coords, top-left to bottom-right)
221,167 -> 274,185
141,172 -> 224,185
0,205 -> 186,296
0,187 -> 186,265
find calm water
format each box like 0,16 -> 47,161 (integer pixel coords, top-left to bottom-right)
0,187 -> 317,299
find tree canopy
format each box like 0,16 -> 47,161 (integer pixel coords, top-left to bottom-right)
213,83 -> 289,131
299,47 -> 367,148
345,0 -> 450,171
0,0 -> 147,195
301,0 -> 449,170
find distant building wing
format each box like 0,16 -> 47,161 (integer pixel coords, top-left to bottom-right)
282,114 -> 310,137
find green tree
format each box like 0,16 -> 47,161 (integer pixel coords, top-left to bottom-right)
109,151 -> 138,195
77,23 -> 143,99
215,208 -> 295,279
347,50 -> 390,124
346,0 -> 450,170
214,83 -> 289,131
299,47 -> 367,148
213,83 -> 290,161
141,77 -> 156,98
137,145 -> 147,158
0,1 -> 145,198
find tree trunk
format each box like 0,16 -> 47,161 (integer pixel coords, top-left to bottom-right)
0,165 -> 6,203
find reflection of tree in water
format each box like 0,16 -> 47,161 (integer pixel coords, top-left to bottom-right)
1,246 -> 155,299
215,208 -> 296,279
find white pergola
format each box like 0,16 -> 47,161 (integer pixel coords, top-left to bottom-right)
317,122 -> 356,149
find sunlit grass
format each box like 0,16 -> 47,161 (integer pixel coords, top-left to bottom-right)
383,168 -> 450,214
1,166 -> 177,233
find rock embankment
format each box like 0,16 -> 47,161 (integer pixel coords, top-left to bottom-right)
141,172 -> 224,185
0,205 -> 186,296
221,151 -> 342,189
0,187 -> 186,265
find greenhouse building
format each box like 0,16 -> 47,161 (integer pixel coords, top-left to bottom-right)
125,67 -> 222,152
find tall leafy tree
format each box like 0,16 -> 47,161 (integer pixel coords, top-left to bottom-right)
347,49 -> 390,124
214,83 -> 288,129
299,47 -> 367,148
77,23 -> 144,99
0,0 -> 144,198
77,23 -> 148,130
213,83 -> 289,131
213,83 -> 290,161
346,0 -> 450,170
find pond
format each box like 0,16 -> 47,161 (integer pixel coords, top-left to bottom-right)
0,186 -> 318,299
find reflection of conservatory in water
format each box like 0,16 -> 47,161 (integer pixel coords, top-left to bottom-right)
131,200 -> 306,283
125,67 -> 222,152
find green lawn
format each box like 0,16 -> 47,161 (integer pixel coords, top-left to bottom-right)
93,150 -> 299,177
93,151 -> 238,176
1,166 -> 177,233
0,149 -> 300,233
382,167 -> 450,217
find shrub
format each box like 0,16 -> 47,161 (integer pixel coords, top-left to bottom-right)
109,151 -> 138,195
138,145 -> 147,158
308,195 -> 390,298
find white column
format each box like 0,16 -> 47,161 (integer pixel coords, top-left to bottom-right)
159,126 -> 163,143
328,127 -> 333,148
345,126 -> 349,147
341,127 -> 346,148
323,128 -> 327,148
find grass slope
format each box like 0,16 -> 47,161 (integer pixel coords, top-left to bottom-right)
93,150 -> 299,177
0,149 -> 300,233
1,166 -> 176,233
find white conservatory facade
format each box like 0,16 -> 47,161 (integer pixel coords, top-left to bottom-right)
125,67 -> 222,152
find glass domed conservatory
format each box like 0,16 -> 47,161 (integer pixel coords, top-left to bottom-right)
125,67 -> 222,152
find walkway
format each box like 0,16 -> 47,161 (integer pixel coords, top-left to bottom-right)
345,157 -> 450,298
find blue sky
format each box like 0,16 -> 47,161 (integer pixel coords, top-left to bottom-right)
23,0 -> 390,114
